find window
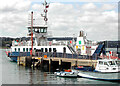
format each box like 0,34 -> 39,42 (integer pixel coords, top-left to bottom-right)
29,48 -> 32,51
44,28 -> 47,33
49,48 -> 52,52
15,48 -> 16,52
45,48 -> 48,52
37,29 -> 39,33
18,48 -> 20,52
39,29 -> 41,33
41,29 -> 44,33
63,47 -> 66,53
28,29 -> 31,33
104,62 -> 108,65
34,48 -> 36,50
99,61 -> 103,65
26,48 -> 28,52
108,61 -> 115,65
35,29 -> 37,32
23,48 -> 25,52
115,61 -> 120,65
53,48 -> 56,52
41,48 -> 44,52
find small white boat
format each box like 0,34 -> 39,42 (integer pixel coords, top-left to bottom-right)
76,59 -> 120,81
54,69 -> 78,78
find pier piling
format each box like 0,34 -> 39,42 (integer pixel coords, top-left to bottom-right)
25,56 -> 32,68
59,59 -> 62,71
49,59 -> 52,72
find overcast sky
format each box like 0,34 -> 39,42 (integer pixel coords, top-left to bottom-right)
0,0 -> 119,41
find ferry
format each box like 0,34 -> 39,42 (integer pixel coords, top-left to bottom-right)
6,0 -> 113,62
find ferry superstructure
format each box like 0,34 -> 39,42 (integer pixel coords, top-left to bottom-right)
7,0 -> 104,62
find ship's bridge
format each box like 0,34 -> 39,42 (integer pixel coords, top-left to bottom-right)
26,25 -> 48,35
26,25 -> 48,46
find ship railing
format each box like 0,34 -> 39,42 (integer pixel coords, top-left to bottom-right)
33,52 -> 99,60
9,52 -> 30,57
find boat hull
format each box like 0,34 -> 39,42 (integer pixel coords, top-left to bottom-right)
10,56 -> 17,62
77,70 -> 120,81
7,52 -> 30,62
54,72 -> 78,78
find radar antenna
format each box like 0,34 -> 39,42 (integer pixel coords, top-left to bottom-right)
41,0 -> 49,25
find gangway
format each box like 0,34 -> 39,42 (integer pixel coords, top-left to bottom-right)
92,43 -> 105,57
67,45 -> 77,55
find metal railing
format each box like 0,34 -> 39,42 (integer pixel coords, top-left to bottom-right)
8,51 -> 99,60
33,52 -> 98,60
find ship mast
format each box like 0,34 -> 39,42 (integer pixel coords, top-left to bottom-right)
28,0 -> 49,50
30,11 -> 33,56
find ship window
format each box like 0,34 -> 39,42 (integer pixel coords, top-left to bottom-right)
18,48 -> 20,52
63,47 -> 66,53
99,61 -> 103,65
44,28 -> 47,33
41,29 -> 44,33
41,48 -> 44,52
37,29 -> 39,33
115,61 -> 120,65
49,48 -> 52,52
39,29 -> 41,33
104,62 -> 108,66
53,48 -> 56,52
15,48 -> 16,52
28,29 -> 31,33
45,48 -> 48,52
108,61 -> 115,65
23,48 -> 25,52
29,48 -> 32,51
26,48 -> 28,52
35,29 -> 37,32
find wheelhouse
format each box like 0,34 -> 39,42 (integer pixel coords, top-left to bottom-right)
95,59 -> 120,72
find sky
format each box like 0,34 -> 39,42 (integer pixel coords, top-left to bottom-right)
0,0 -> 119,41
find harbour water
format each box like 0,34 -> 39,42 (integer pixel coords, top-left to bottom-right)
1,49 -> 119,85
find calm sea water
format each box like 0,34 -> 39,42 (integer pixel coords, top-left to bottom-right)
0,49 -> 119,84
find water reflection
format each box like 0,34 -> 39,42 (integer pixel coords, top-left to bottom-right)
43,72 -> 47,84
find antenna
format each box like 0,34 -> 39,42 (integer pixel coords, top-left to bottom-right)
41,0 -> 49,25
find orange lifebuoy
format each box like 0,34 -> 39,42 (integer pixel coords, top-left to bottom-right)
64,69 -> 71,72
